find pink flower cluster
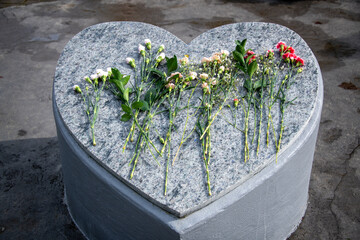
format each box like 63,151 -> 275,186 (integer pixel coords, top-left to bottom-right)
244,50 -> 256,63
165,72 -> 183,89
276,41 -> 304,66
201,50 -> 229,64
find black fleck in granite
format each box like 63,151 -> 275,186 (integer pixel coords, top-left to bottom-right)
54,22 -> 321,217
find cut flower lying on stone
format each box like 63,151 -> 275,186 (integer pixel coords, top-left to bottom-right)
73,38 -> 305,196
73,68 -> 110,146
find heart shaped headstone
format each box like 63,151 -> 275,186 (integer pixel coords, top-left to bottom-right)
54,22 -> 320,217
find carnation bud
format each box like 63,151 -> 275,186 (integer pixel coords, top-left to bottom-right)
180,56 -> 189,65
90,74 -> 98,80
189,71 -> 197,80
138,44 -> 145,53
139,44 -> 146,57
211,78 -> 217,85
144,39 -> 151,50
200,73 -> 208,80
158,44 -> 165,53
84,76 -> 92,84
201,57 -> 211,64
219,66 -> 225,74
156,53 -> 165,63
233,98 -> 239,107
126,57 -> 136,68
221,49 -> 230,57
73,85 -> 82,93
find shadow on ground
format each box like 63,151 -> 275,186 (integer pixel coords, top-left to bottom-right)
0,138 -> 85,239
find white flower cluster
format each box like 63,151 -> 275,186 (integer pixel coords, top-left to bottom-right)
126,39 -> 166,68
86,68 -> 112,80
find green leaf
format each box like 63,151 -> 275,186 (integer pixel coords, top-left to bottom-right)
236,44 -> 245,56
248,61 -> 258,78
233,51 -> 245,67
253,80 -> 262,90
109,78 -> 125,93
236,64 -> 246,73
121,104 -> 131,113
166,55 -> 178,73
240,39 -> 247,48
121,75 -> 130,86
149,68 -> 166,78
123,88 -> 130,102
140,100 -> 150,111
244,79 -> 252,91
120,113 -> 132,122
111,68 -> 122,80
235,40 -> 241,46
131,101 -> 144,109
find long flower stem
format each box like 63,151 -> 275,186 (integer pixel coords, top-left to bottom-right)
256,80 -> 265,156
130,137 -> 144,179
206,111 -> 212,196
172,81 -> 200,165
199,77 -> 235,140
133,117 -> 161,156
164,91 -> 174,195
164,133 -> 171,195
256,103 -> 263,156
123,121 -> 135,151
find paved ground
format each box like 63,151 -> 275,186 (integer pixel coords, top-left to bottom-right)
0,0 -> 359,239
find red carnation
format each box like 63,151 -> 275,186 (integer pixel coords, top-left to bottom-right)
276,41 -> 287,52
282,52 -> 291,60
247,50 -> 255,56
244,50 -> 256,63
289,53 -> 296,60
296,56 -> 305,66
287,46 -> 295,54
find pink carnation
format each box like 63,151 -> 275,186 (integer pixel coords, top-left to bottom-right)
170,72 -> 183,79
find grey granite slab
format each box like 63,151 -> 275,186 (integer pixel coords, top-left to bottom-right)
54,22 -> 320,217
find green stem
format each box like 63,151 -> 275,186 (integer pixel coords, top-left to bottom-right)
164,135 -> 171,195
199,77 -> 235,140
130,138 -> 144,179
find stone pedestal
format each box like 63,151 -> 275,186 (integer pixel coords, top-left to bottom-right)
53,22 -> 323,239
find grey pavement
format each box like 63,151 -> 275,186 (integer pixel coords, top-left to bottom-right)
0,0 -> 359,239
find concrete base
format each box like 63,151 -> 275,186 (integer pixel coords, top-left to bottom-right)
54,67 -> 322,239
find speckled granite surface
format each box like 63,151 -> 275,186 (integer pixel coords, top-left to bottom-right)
54,22 -> 320,217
